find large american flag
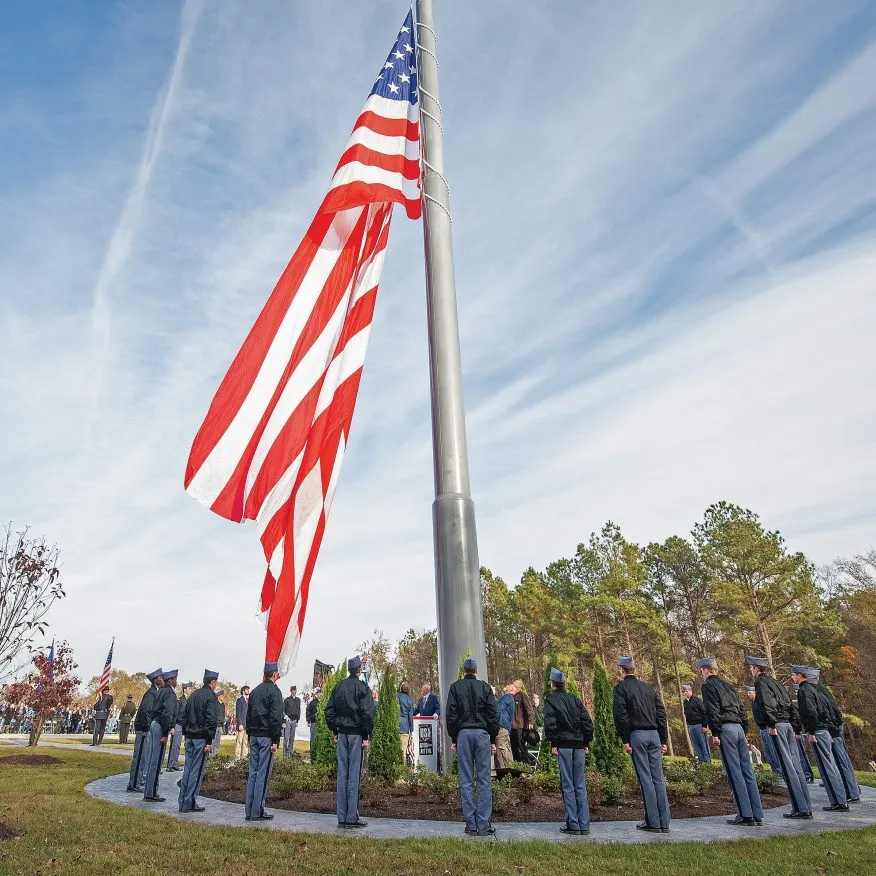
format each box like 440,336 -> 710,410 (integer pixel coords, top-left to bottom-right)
96,639 -> 114,695
185,11 -> 421,673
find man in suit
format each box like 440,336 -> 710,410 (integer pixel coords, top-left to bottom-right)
511,679 -> 534,764
613,656 -> 671,833
178,670 -> 219,813
91,688 -> 114,746
325,656 -> 376,829
127,668 -> 162,792
700,656 -> 763,827
118,695 -> 136,744
283,685 -> 301,757
447,657 -> 500,837
306,689 -> 320,750
414,684 -> 440,717
682,684 -> 711,762
166,681 -> 192,771
245,662 -> 284,821
143,669 -> 178,802
235,685 -> 250,761
397,682 -> 414,762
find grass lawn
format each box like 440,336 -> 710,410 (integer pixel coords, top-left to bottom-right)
0,748 -> 874,876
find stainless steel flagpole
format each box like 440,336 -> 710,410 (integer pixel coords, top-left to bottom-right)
415,0 -> 487,766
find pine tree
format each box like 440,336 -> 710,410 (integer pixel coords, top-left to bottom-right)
537,655 -> 581,773
590,657 -> 627,778
311,662 -> 346,769
368,664 -> 403,783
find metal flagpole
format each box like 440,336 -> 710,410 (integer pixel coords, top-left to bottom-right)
415,0 -> 487,767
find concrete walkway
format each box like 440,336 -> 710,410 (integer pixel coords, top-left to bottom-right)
84,769 -> 876,844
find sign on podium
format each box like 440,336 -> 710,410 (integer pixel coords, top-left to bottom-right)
411,715 -> 440,772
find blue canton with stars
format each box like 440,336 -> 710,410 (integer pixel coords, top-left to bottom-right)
370,10 -> 418,104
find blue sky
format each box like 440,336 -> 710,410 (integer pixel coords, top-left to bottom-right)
2,1 -> 876,688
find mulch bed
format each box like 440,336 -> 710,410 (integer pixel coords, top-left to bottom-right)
0,823 -> 24,840
0,754 -> 61,767
202,772 -> 789,822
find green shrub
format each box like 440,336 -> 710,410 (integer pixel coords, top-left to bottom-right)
662,759 -> 698,783
270,762 -> 332,795
754,764 -> 781,794
510,775 -> 536,805
491,778 -> 513,814
666,779 -> 699,804
599,772 -> 627,805
400,764 -> 426,794
421,769 -> 459,803
368,664 -> 403,783
532,769 -> 562,794
311,662 -> 346,770
590,658 -> 628,781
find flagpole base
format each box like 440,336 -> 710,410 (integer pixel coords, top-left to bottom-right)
433,493 -> 487,767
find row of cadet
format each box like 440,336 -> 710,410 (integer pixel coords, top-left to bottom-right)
441,654 -> 864,836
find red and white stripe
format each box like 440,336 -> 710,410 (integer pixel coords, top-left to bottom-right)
185,81 -> 420,673
96,641 -> 113,695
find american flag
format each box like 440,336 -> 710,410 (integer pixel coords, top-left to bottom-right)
185,11 -> 421,673
96,639 -> 114,695
47,639 -> 55,682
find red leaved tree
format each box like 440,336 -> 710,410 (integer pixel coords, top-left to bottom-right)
4,640 -> 80,746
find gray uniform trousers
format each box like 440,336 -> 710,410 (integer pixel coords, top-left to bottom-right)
717,722 -> 763,820
245,736 -> 274,819
809,729 -> 847,806
127,730 -> 147,790
769,723 -> 812,814
142,721 -> 168,799
178,738 -> 209,812
687,724 -> 711,762
831,732 -> 860,800
336,733 -> 365,825
283,720 -> 298,756
796,738 -> 814,781
211,726 -> 222,758
457,728 -> 493,832
629,729 -> 671,829
309,723 -> 316,750
557,747 -> 590,831
166,723 -> 183,769
92,719 -> 107,746
759,728 -> 783,777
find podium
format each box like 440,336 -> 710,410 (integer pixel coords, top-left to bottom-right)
412,715 -> 440,772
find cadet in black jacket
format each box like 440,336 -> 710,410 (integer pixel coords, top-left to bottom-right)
682,684 -> 711,763
127,667 -> 162,792
166,680 -> 192,771
745,685 -> 784,776
809,669 -> 861,803
747,656 -> 812,818
178,670 -> 220,813
143,669 -> 179,802
699,657 -> 763,826
544,668 -> 594,834
446,657 -> 500,837
325,655 -> 376,828
791,665 -> 849,811
613,657 -> 670,832
245,661 -> 285,821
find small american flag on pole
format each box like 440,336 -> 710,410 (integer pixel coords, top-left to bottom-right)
96,639 -> 114,695
185,10 -> 421,673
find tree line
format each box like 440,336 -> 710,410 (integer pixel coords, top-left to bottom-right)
358,502 -> 875,759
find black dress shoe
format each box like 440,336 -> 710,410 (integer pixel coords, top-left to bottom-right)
784,812 -> 813,819
259,812 -> 274,820
560,825 -> 580,834
660,828 -> 670,833
805,777 -> 814,784
727,817 -> 757,826
176,780 -> 182,788
464,827 -> 478,835
191,806 -> 205,812
823,804 -> 850,812
636,823 -> 662,832
346,820 -> 367,829
143,796 -> 166,803
476,827 -> 496,836
125,787 -> 137,793
848,798 -> 861,804
754,819 -> 763,826
245,816 -> 254,821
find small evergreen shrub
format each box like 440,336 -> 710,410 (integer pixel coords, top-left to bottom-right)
754,764 -> 781,794
590,658 -> 628,780
311,662 -> 346,770
665,779 -> 699,804
368,664 -> 403,783
599,772 -> 627,805
421,769 -> 459,803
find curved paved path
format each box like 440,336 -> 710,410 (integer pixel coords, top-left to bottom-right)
85,770 -> 876,844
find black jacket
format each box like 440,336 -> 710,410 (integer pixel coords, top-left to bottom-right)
612,675 -> 668,744
246,680 -> 284,744
306,697 -> 319,724
797,680 -> 835,734
683,695 -> 707,726
134,684 -> 159,732
153,686 -> 178,735
183,685 -> 219,743
702,675 -> 748,736
324,675 -> 375,739
750,694 -> 769,729
93,693 -> 113,717
754,674 -> 793,727
445,674 -> 500,743
284,695 -> 301,721
543,691 -> 594,749
814,683 -> 844,736
174,694 -> 187,726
